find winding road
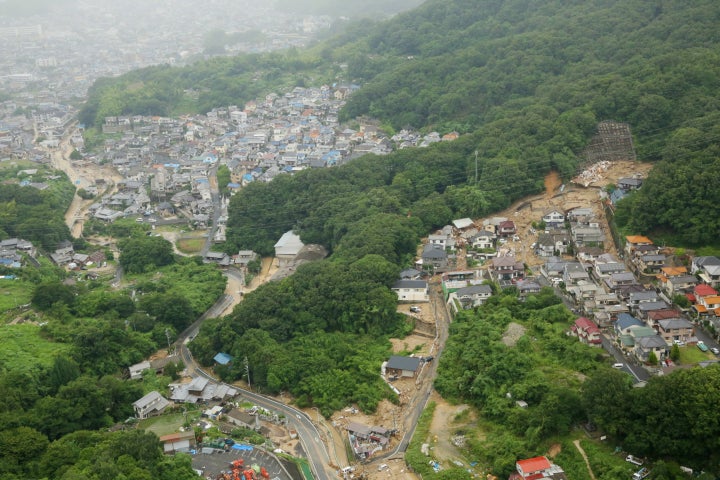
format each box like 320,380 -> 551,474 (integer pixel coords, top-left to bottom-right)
48,127 -> 451,479
174,291 -> 334,480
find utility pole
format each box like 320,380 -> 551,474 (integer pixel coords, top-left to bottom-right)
244,356 -> 251,390
474,150 -> 478,185
165,328 -> 173,354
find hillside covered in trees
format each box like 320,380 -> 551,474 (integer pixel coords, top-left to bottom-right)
81,0 -> 720,245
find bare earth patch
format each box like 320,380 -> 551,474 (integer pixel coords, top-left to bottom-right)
502,322 -> 527,347
426,393 -> 475,463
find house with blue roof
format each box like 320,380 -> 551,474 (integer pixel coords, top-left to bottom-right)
614,313 -> 644,336
213,352 -> 233,366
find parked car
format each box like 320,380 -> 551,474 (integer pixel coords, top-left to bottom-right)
673,339 -> 685,346
410,306 -> 421,313
711,347 -> 720,355
697,341 -> 709,352
632,467 -> 650,480
612,363 -> 624,369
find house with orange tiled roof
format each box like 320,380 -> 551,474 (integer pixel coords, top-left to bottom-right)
695,295 -> 720,317
693,284 -> 718,301
624,235 -> 653,256
510,456 -> 567,480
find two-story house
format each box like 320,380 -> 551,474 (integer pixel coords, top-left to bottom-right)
635,254 -> 666,274
420,244 -> 449,272
692,256 -> 720,288
391,279 -> 430,303
497,220 -> 517,238
451,284 -> 493,309
541,209 -> 565,229
663,274 -> 698,296
133,391 -> 170,419
469,229 -> 496,250
624,235 -> 654,257
536,231 -> 571,257
490,256 -> 524,283
570,317 -> 602,346
696,295 -> 720,316
657,317 -> 694,345
634,334 -> 668,363
563,262 -> 590,286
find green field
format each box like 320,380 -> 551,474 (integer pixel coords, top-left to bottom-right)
0,279 -> 33,313
140,413 -> 190,437
0,323 -> 72,374
177,236 -> 206,254
679,345 -> 714,364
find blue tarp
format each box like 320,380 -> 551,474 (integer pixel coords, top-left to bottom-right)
232,444 -> 253,451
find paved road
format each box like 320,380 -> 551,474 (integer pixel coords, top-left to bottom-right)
175,287 -> 335,480
201,164 -> 221,257
376,276 -> 451,460
600,334 -> 649,383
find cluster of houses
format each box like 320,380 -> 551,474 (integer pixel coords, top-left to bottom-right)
47,239 -> 106,270
0,238 -> 36,268
563,235 -> 720,364
1,234 -> 106,273
60,82 -> 459,232
129,357 -> 238,419
389,199 -> 720,367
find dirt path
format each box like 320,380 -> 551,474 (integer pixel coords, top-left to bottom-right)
48,130 -> 122,238
573,439 -> 597,480
217,257 -> 278,317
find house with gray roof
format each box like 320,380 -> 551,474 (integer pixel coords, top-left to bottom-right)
391,279 -> 429,303
451,284 -> 493,309
385,356 -> 422,378
133,391 -> 170,419
691,256 -> 720,287
634,335 -> 668,362
657,318 -> 694,345
637,301 -> 671,319
541,256 -> 566,280
563,262 -> 589,286
664,274 -> 698,296
274,230 -> 304,267
604,272 -> 639,293
628,290 -> 660,309
420,244 -> 449,272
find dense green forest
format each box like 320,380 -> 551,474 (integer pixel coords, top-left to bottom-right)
0,227 -> 225,477
0,169 -> 74,251
432,289 -> 720,476
614,135 -> 720,245
81,0 -> 720,244
192,253 -> 410,416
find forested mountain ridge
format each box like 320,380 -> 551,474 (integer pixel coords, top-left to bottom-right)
79,1 -> 720,245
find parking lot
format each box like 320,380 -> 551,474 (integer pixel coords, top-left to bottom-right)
190,445 -> 301,480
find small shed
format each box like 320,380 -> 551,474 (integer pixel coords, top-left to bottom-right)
214,352 -> 233,365
159,431 -> 196,454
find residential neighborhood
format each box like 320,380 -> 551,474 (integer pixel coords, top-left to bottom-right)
394,176 -> 720,378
